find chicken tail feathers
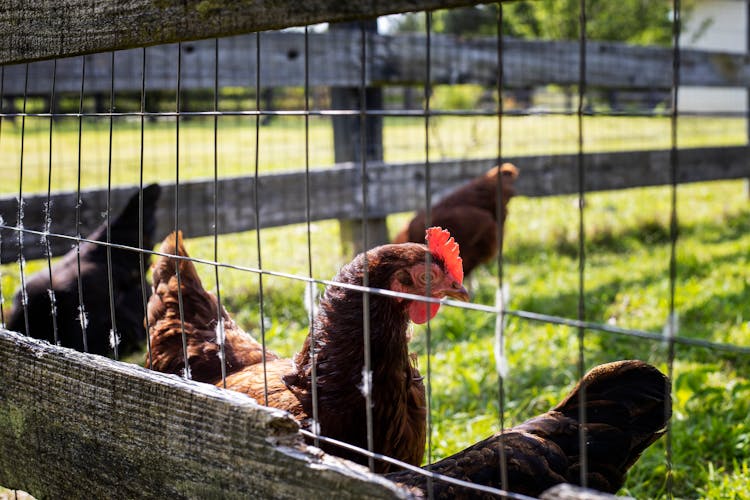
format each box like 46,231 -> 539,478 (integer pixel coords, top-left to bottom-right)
153,230 -> 202,288
551,360 -> 671,483
147,231 -> 272,382
147,231 -> 218,377
386,360 -> 671,498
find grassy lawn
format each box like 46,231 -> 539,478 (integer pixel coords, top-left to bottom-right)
0,113 -> 745,195
1,114 -> 748,498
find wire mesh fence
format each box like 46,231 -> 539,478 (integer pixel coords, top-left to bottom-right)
1,1 -> 749,498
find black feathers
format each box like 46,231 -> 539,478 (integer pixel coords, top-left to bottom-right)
386,360 -> 671,498
7,184 -> 161,356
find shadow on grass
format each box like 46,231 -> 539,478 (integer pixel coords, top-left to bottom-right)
505,206 -> 750,260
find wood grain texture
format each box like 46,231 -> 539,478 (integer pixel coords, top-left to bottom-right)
1,145 -> 747,263
0,328 -> 407,499
0,0 -> 483,66
2,32 -> 749,93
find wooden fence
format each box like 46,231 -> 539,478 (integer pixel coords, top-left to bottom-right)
2,31 -> 750,94
0,328 -> 406,499
1,28 -> 748,261
1,145 -> 748,264
0,0 -> 748,498
2,18 -> 749,261
0,328 -> 634,500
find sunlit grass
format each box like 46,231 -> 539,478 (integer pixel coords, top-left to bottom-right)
0,107 -> 748,498
421,179 -> 750,499
6,179 -> 748,498
0,114 -> 744,195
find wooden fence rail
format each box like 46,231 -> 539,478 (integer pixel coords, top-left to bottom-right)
0,1 -> 746,499
0,0 -> 484,66
1,145 -> 747,264
1,32 -> 750,95
0,328 -> 405,499
0,328 -> 627,499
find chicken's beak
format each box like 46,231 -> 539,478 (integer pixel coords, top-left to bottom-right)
440,284 -> 470,302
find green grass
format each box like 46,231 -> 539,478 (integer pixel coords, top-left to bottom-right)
0,113 -> 744,195
5,180 -> 748,499
1,114 -> 749,498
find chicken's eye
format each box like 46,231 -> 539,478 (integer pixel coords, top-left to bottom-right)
416,268 -> 440,285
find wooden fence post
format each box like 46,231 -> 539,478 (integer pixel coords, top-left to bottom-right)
330,21 -> 390,257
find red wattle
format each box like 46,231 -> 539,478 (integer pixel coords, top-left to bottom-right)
408,301 -> 440,324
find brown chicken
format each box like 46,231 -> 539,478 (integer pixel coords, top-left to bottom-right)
386,360 -> 671,498
393,163 -> 519,277
7,183 -> 161,356
146,228 -> 469,472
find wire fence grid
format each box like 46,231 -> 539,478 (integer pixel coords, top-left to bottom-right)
1,1 -> 749,498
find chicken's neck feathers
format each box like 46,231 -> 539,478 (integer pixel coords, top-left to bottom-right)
289,266 -> 415,411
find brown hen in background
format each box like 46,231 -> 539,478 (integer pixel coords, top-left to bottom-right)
146,228 -> 469,472
394,163 -> 519,277
386,359 -> 671,498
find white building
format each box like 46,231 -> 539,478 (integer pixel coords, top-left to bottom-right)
680,0 -> 747,112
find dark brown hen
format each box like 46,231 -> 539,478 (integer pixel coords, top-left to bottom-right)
393,163 -> 519,277
386,360 -> 671,498
7,184 -> 161,356
146,228 -> 469,472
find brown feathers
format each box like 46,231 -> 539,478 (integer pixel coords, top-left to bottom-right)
386,360 -> 670,497
146,231 -> 274,380
394,163 -> 519,277
147,232 -> 468,472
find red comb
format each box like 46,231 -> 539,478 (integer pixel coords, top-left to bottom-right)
425,227 -> 464,284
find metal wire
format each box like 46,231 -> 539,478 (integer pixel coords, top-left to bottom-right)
44,59 -> 59,345
5,220 -> 750,361
665,1 -> 682,497
299,428 -> 538,500
75,55 -> 88,353
359,20 -> 376,474
2,212 -> 746,349
253,31 -> 270,406
0,66 -> 4,328
494,2 -> 509,493
303,25 -> 320,448
139,47 -> 154,370
422,11 -> 435,498
16,63 -> 30,337
174,42 -> 191,380
105,50 -> 119,359
1,6 -> 746,498
576,0 -> 589,488
1,107 -> 739,120
212,38 -> 228,389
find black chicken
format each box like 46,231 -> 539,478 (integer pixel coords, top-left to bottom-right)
7,184 -> 161,357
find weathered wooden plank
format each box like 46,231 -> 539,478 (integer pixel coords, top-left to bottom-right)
0,0 -> 486,66
2,32 -> 750,95
0,328 -> 406,499
331,21 -> 390,255
1,146 -> 748,263
396,34 -> 750,89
